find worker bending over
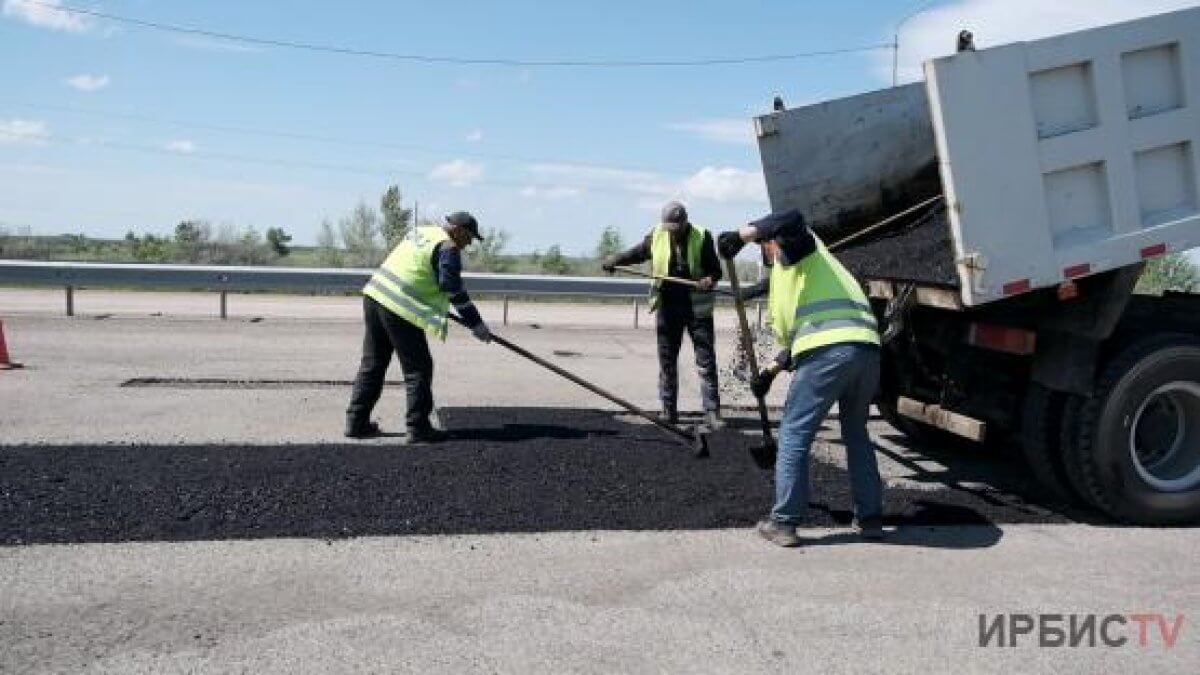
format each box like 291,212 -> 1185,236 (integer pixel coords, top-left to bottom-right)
604,201 -> 723,430
718,210 -> 884,546
345,211 -> 492,443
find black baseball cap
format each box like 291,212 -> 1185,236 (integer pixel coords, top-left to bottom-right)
445,211 -> 483,241
660,200 -> 688,225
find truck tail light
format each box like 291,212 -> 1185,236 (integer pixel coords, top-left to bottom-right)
967,323 -> 1037,356
1063,263 -> 1091,279
1141,243 -> 1167,259
1002,279 -> 1032,296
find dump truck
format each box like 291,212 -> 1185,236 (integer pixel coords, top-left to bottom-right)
754,7 -> 1200,524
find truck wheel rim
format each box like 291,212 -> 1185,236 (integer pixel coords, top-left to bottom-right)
1129,382 -> 1200,493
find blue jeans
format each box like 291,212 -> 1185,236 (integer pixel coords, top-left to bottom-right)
772,343 -> 883,525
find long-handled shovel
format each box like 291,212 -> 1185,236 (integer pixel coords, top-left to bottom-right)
447,313 -> 710,458
722,258 -> 777,470
612,266 -> 735,296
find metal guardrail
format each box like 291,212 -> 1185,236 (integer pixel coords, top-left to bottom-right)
0,259 -> 655,295
0,259 -> 753,327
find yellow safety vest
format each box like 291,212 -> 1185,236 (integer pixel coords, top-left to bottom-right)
768,239 -> 880,357
649,224 -> 715,317
362,226 -> 452,339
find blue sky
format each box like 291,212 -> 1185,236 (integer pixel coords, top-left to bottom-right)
2,0 -> 1198,256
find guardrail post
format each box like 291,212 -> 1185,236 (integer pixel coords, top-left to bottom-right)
633,299 -> 639,329
219,291 -> 228,320
503,295 -> 509,326
65,285 -> 74,317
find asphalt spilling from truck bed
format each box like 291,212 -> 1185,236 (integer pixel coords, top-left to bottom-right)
0,407 -> 1071,546
835,203 -> 960,287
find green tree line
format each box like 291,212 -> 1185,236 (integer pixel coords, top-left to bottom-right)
0,221 -> 293,266
1135,253 -> 1199,295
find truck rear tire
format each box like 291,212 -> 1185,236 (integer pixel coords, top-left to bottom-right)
1020,384 -> 1080,504
1068,334 -> 1200,524
1059,394 -> 1100,509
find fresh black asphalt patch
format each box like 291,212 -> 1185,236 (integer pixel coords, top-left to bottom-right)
0,407 -> 1071,546
121,377 -> 404,389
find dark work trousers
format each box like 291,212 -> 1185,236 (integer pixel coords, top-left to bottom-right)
656,309 -> 721,413
346,296 -> 435,431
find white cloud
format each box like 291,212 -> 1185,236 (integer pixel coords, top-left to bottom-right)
681,166 -> 766,203
64,73 -> 109,92
666,119 -> 754,145
429,159 -> 484,187
520,185 -> 582,200
0,161 -> 64,175
165,139 -> 196,154
465,129 -> 484,143
173,36 -> 263,53
887,0 -> 1200,83
524,162 -> 765,204
634,196 -> 667,213
527,163 -> 669,193
0,119 -> 49,144
74,135 -> 109,147
2,0 -> 90,33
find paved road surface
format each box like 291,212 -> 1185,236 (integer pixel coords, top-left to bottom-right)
1,309 -> 1198,673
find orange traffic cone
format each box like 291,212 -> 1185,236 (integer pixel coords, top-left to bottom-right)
0,319 -> 23,370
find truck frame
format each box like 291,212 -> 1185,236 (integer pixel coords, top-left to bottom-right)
755,7 -> 1200,524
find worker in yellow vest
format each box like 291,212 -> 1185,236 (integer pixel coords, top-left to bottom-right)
603,201 -> 723,430
346,211 -> 492,443
718,209 -> 884,547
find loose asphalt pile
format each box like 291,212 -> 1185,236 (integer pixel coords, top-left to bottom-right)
0,408 -> 1069,546
835,204 -> 959,287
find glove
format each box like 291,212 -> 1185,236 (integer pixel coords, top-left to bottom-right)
601,258 -> 616,274
471,322 -> 492,343
718,230 -> 746,259
750,366 -> 779,399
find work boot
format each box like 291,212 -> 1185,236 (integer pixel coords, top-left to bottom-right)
756,519 -> 801,548
344,420 -> 382,439
853,517 -> 885,541
407,425 -> 449,444
704,409 -> 724,431
659,404 -> 679,426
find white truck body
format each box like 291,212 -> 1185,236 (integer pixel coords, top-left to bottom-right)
756,6 -> 1200,307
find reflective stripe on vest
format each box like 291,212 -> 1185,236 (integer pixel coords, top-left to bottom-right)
369,267 -> 449,333
768,239 -> 880,357
649,224 -> 713,317
796,298 -> 874,319
791,316 -> 878,341
362,226 -> 451,339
